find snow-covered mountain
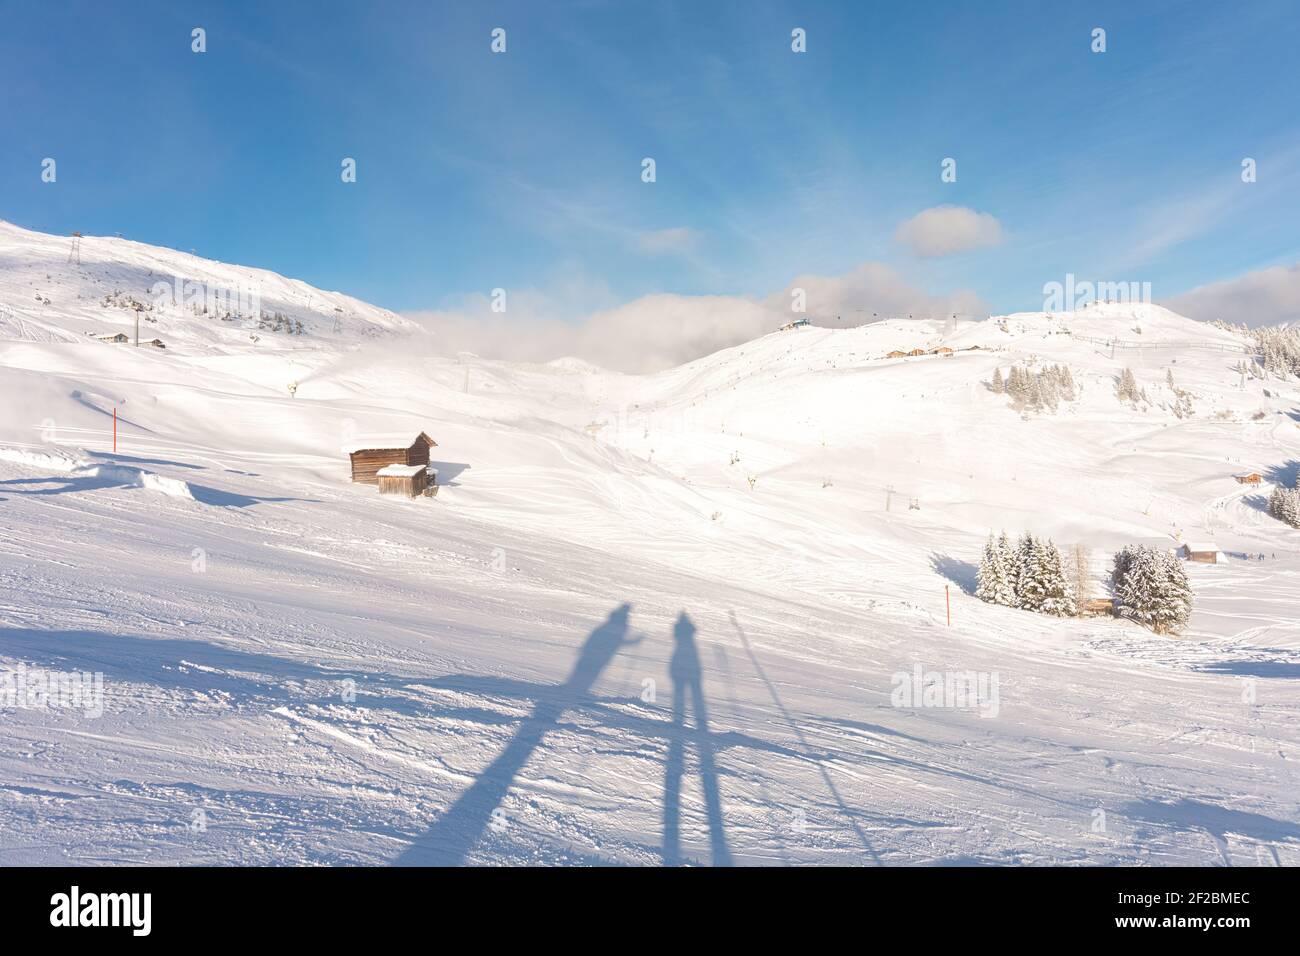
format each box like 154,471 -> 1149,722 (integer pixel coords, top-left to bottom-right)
0,220 -> 415,350
2,222 -> 1298,866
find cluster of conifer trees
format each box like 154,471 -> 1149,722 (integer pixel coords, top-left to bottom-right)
989,364 -> 1077,412
976,534 -> 1195,634
976,532 -> 1076,616
1255,327 -> 1300,378
1268,478 -> 1300,528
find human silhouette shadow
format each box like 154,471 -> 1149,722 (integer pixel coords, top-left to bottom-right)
396,603 -> 637,866
662,612 -> 732,866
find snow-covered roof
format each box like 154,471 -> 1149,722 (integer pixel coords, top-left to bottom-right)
341,432 -> 435,454
376,463 -> 426,477
1184,542 -> 1219,552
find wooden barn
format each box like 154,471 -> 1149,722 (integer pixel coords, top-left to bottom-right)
377,463 -> 429,498
930,346 -> 954,356
1080,598 -> 1115,617
344,432 -> 436,484
907,348 -> 926,357
1235,472 -> 1263,485
886,350 -> 907,359
1181,542 -> 1221,564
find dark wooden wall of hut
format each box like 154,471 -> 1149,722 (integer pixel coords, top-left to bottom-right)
350,449 -> 408,483
407,440 -> 430,468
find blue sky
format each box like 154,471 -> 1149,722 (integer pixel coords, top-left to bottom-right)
3,0 -> 1299,326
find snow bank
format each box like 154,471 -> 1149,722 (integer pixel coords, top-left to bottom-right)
0,446 -> 84,472
0,446 -> 195,500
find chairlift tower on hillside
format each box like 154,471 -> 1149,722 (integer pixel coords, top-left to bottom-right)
67,232 -> 82,265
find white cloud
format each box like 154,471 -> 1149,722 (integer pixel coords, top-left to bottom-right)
768,261 -> 987,322
404,262 -> 987,373
1163,262 -> 1300,327
405,293 -> 777,374
894,206 -> 1004,258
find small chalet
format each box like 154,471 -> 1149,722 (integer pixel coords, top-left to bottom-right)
907,348 -> 926,357
377,463 -> 430,498
145,338 -> 166,349
1080,598 -> 1115,617
929,346 -> 954,356
97,332 -> 129,344
778,318 -> 811,331
886,350 -> 907,359
1234,473 -> 1263,485
1180,542 -> 1221,564
344,432 -> 436,484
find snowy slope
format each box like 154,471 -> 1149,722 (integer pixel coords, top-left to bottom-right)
0,220 -> 415,353
2,223 -> 1298,866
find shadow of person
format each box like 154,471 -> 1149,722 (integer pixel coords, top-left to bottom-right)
662,612 -> 732,866
396,603 -> 636,866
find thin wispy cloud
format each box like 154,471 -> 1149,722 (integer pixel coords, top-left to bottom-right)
635,227 -> 701,254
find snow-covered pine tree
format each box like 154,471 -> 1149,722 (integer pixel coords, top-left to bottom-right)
1038,540 -> 1077,617
1040,370 -> 1059,410
1026,373 -> 1043,411
993,532 -> 1018,606
1269,482 -> 1300,528
990,368 -> 1004,393
1115,545 -> 1162,625
1058,365 -> 1076,401
1007,366 -> 1026,409
976,534 -> 1000,603
1116,368 -> 1139,403
1016,534 -> 1049,611
1113,544 -> 1194,634
1111,545 -> 1133,591
1013,532 -> 1033,606
1150,550 -> 1194,634
1267,484 -> 1284,521
976,532 -> 1017,606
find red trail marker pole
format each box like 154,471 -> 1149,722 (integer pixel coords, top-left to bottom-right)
946,585 -> 951,626
113,407 -> 117,453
